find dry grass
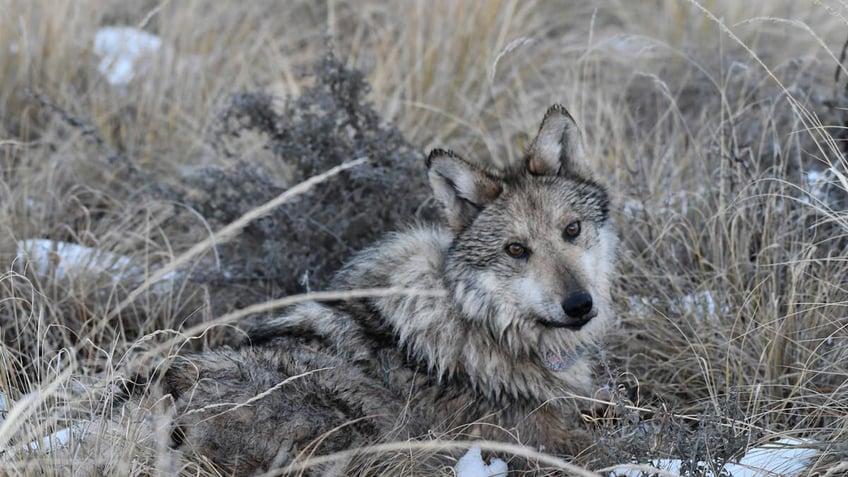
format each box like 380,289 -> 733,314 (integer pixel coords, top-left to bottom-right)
1,0 -> 847,475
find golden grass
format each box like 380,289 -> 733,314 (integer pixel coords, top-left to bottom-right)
1,0 -> 847,475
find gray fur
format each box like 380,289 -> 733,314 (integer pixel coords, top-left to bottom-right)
163,104 -> 619,474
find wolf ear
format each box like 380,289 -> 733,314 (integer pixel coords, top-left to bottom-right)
427,149 -> 502,231
527,104 -> 589,177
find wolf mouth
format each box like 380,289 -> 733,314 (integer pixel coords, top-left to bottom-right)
536,318 -> 584,330
536,311 -> 597,330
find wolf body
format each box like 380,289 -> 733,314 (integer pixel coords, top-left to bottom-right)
163,105 -> 618,474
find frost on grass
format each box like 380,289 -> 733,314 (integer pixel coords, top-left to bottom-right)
454,447 -> 508,477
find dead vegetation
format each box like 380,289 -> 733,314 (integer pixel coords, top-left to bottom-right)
1,0 -> 847,475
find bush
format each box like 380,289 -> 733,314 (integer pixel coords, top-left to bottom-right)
163,52 -> 436,306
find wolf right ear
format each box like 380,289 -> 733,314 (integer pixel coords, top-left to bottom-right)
427,149 -> 502,231
527,104 -> 589,177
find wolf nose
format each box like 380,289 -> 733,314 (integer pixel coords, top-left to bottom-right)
562,292 -> 594,320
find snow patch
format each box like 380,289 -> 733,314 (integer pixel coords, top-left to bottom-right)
0,392 -> 85,458
626,291 -> 729,322
0,393 -> 7,425
93,26 -> 162,85
17,239 -> 133,279
625,295 -> 661,317
803,168 -> 842,208
24,427 -> 75,453
733,438 -> 819,476
671,291 -> 724,321
15,239 -> 179,288
611,438 -> 819,477
597,34 -> 659,58
621,185 -> 709,221
455,447 -> 509,477
622,199 -> 644,219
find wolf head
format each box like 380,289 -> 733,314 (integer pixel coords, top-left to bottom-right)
427,105 -> 618,368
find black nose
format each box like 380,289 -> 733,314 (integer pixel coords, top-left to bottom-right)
562,292 -> 594,319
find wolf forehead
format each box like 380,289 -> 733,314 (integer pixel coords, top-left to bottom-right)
494,173 -> 611,225
430,148 -> 611,227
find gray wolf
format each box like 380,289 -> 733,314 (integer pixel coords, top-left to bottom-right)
163,104 -> 618,474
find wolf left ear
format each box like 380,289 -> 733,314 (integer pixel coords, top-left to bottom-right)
527,104 -> 589,177
427,149 -> 502,231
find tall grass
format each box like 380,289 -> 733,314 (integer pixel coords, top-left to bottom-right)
0,0 -> 846,474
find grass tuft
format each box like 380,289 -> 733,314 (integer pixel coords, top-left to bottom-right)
1,0 -> 847,475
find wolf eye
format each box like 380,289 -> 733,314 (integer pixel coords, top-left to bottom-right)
505,243 -> 529,259
564,220 -> 581,239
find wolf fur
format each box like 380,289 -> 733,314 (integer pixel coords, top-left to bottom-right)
163,104 -> 618,474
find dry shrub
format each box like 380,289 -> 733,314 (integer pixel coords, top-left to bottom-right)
163,52 -> 436,302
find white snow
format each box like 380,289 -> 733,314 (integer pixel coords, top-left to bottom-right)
455,447 -> 509,477
93,26 -> 162,85
803,168 -> 842,207
24,427 -> 74,453
626,291 -> 728,322
626,295 -> 661,317
611,438 -> 819,477
732,438 -> 819,475
15,239 -> 178,287
0,392 -> 83,457
671,291 -> 721,321
17,239 -> 133,280
621,199 -> 644,219
0,394 -> 73,456
598,35 -> 658,58
0,393 -> 7,425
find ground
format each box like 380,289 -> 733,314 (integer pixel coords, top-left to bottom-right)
0,1 -> 846,475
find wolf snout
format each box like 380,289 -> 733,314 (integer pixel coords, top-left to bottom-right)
561,291 -> 595,327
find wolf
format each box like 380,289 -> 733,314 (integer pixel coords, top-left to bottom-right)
161,104 -> 618,475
